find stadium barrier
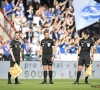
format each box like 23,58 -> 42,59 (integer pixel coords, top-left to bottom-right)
0,61 -> 100,79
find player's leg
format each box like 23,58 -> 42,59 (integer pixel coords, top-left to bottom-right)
42,65 -> 48,84
8,59 -> 15,84
84,55 -> 90,84
48,65 -> 53,84
74,55 -> 84,84
42,56 -> 48,84
15,60 -> 20,84
48,55 -> 53,84
74,65 -> 83,84
8,67 -> 12,84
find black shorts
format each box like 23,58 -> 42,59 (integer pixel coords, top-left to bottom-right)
10,57 -> 20,67
42,55 -> 53,66
78,54 -> 90,66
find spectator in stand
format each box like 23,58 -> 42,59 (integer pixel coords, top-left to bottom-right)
16,6 -> 23,18
22,40 -> 31,61
21,22 -> 29,39
3,0 -> 12,20
14,14 -> 22,31
46,8 -> 53,22
55,40 -> 61,61
32,23 -> 40,42
34,0 -> 41,4
2,40 -> 11,61
30,37 -> 38,61
68,43 -> 77,54
33,11 -> 43,27
11,0 -> 17,22
96,39 -> 100,53
0,36 -> 5,45
36,41 -> 41,55
18,0 -> 25,14
0,43 -> 4,61
27,5 -> 34,28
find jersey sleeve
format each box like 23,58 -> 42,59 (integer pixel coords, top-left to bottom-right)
40,40 -> 42,46
10,41 -> 14,49
91,39 -> 94,46
51,39 -> 54,46
79,39 -> 81,46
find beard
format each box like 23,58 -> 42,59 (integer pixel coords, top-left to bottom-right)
16,38 -> 19,40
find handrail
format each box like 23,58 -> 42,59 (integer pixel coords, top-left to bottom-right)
0,8 -> 24,42
0,24 -> 12,40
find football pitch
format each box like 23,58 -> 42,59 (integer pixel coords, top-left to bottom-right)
0,79 -> 100,90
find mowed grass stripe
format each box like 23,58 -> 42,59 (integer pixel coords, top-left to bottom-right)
0,79 -> 100,90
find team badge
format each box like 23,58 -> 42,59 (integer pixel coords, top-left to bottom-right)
42,43 -> 44,46
87,43 -> 90,47
81,43 -> 84,46
47,43 -> 51,47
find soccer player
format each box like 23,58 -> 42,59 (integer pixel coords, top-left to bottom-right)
39,30 -> 55,84
8,32 -> 23,84
74,30 -> 94,84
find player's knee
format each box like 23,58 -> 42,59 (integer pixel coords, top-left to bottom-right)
48,66 -> 52,71
78,67 -> 82,71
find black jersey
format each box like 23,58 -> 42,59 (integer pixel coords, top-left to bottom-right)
10,39 -> 21,56
41,38 -> 54,55
79,38 -> 94,54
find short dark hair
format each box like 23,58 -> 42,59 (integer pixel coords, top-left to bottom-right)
15,31 -> 20,34
82,30 -> 88,35
44,30 -> 49,34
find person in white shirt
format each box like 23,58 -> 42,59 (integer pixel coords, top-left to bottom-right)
21,22 -> 29,39
30,37 -> 38,61
16,7 -> 24,18
33,12 -> 43,27
34,0 -> 40,4
18,0 -> 25,14
14,14 -> 22,31
27,5 -> 34,28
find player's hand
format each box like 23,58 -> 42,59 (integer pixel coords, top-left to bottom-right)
90,56 -> 94,61
12,57 -> 16,62
51,56 -> 55,62
39,57 -> 42,63
20,57 -> 23,62
77,56 -> 80,61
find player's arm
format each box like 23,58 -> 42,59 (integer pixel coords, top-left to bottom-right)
39,46 -> 43,57
78,39 -> 81,55
91,46 -> 94,56
52,46 -> 55,57
90,39 -> 94,61
52,40 -> 55,62
20,43 -> 23,61
20,50 -> 23,61
10,42 -> 16,62
78,46 -> 81,55
39,41 -> 43,62
77,39 -> 81,60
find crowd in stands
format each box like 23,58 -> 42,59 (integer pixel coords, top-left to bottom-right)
0,0 -> 100,61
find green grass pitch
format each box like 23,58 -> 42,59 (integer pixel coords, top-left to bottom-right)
0,79 -> 100,90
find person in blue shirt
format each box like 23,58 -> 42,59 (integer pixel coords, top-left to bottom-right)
59,43 -> 67,54
46,8 -> 53,23
69,43 -> 77,54
3,0 -> 12,20
2,40 -> 11,61
11,0 -> 17,22
96,43 -> 100,53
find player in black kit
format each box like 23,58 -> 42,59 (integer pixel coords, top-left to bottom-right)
8,32 -> 23,84
74,30 -> 94,84
39,30 -> 55,84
